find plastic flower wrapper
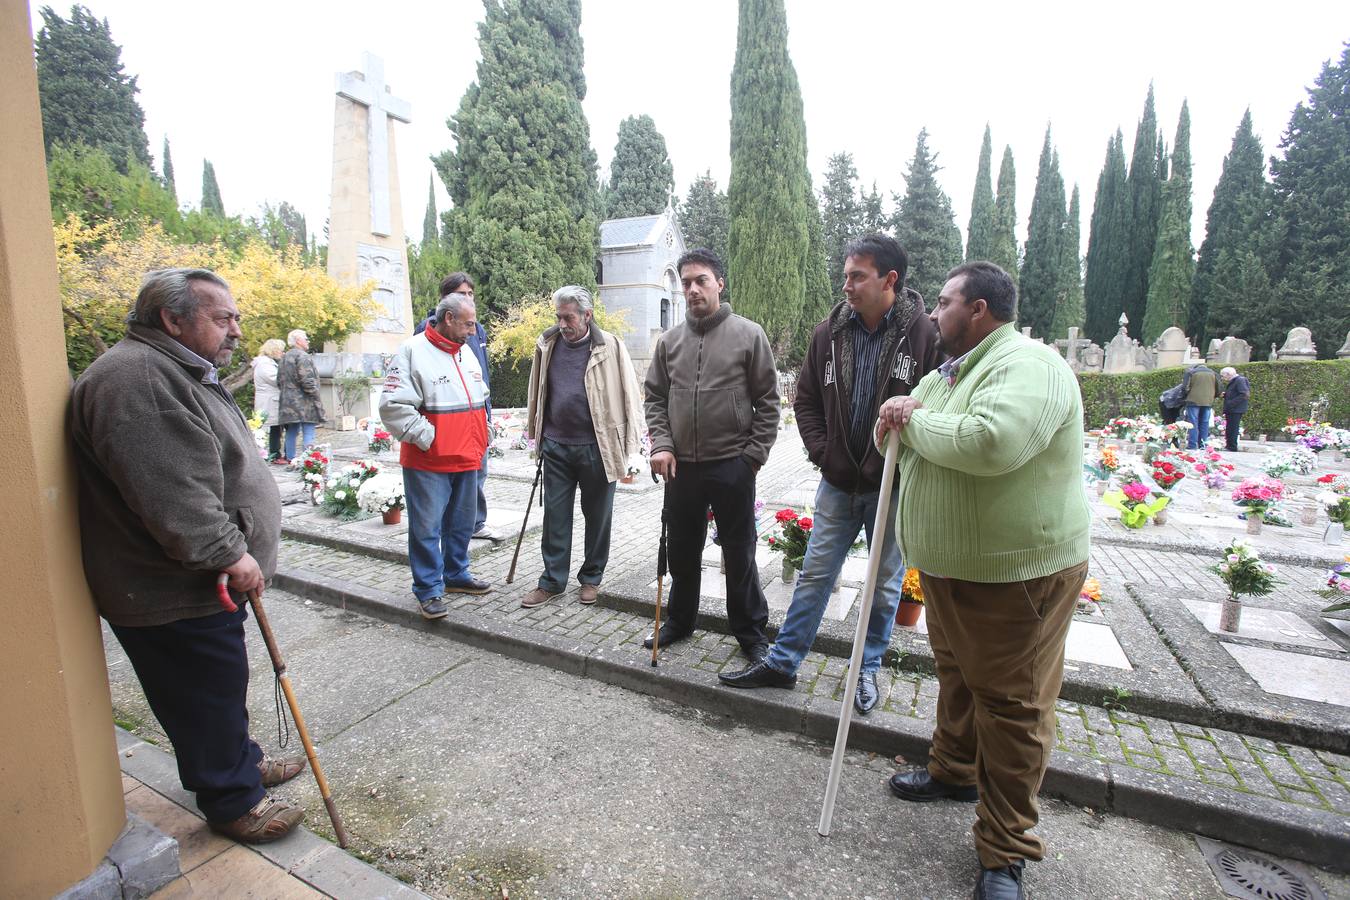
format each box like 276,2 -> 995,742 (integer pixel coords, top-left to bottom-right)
1103,481 -> 1170,528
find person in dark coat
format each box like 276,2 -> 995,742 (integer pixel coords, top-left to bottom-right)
1220,366 -> 1251,452
276,329 -> 325,458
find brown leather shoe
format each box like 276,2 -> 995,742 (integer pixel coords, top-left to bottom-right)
209,796 -> 304,844
578,584 -> 599,605
257,752 -> 306,787
521,587 -> 562,609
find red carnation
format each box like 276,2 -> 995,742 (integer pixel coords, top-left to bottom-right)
775,508 -> 799,524
798,517 -> 813,531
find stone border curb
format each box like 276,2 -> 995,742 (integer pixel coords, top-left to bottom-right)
274,565 -> 1350,873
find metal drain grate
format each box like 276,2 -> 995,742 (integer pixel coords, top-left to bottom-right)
1195,837 -> 1326,900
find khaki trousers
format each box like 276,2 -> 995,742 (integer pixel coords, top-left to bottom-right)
920,561 -> 1088,868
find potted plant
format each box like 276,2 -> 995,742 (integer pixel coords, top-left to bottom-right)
334,369 -> 370,432
895,568 -> 924,626
299,448 -> 329,504
766,508 -> 812,583
1149,458 -> 1186,525
1085,446 -> 1119,497
1103,480 -> 1169,529
320,460 -> 381,519
368,428 -> 394,455
1211,539 -> 1278,632
1231,476 -> 1284,534
358,472 -> 406,525
1316,475 -> 1349,545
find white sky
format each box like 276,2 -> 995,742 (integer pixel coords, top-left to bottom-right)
30,1 -> 1350,256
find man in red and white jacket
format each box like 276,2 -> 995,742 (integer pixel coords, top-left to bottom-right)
380,292 -> 492,619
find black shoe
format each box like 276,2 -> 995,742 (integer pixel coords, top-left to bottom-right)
888,768 -> 978,803
444,577 -> 491,594
718,659 -> 796,689
974,861 -> 1025,900
742,641 -> 770,662
854,671 -> 879,715
643,621 -> 692,650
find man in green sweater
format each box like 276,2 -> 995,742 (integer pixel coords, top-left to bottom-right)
875,261 -> 1090,900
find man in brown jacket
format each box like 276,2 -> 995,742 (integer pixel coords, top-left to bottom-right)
522,285 -> 644,608
644,248 -> 780,660
70,268 -> 305,844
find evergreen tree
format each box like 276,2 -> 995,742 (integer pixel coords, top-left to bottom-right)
679,170 -> 729,263
891,128 -> 963,303
435,0 -> 600,317
1269,44 -> 1350,358
201,160 -> 224,217
1121,85 -> 1164,335
1019,128 -> 1067,339
1051,185 -> 1085,335
35,5 -> 151,172
422,173 -> 439,246
860,181 -> 887,235
1193,110 -> 1268,343
1084,131 -> 1131,343
1142,101 -> 1195,343
793,182 -> 834,363
820,152 -> 862,294
162,136 -> 176,205
727,0 -> 812,349
606,114 -> 674,218
990,145 -> 1019,284
966,125 -> 996,261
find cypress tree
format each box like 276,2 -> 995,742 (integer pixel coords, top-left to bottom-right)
422,173 -> 439,246
436,0 -> 600,317
679,170 -> 729,264
966,125 -> 996,261
727,0 -> 812,350
607,114 -> 674,218
162,136 -> 177,205
1193,110 -> 1267,343
34,5 -> 151,172
860,182 -> 887,235
1270,45 -> 1350,358
891,128 -> 963,303
1084,131 -> 1131,344
820,152 -> 862,293
989,145 -> 1019,284
1121,86 -> 1164,335
1142,101 -> 1195,343
793,182 -> 834,363
1052,185 -> 1085,336
201,160 -> 224,217
1020,128 -> 1067,339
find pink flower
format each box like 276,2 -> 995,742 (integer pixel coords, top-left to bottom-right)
1122,482 -> 1151,503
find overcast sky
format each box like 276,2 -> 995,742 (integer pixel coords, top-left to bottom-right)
31,1 -> 1349,257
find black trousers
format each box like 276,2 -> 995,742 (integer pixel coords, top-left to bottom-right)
663,456 -> 768,648
1226,411 -> 1243,451
110,607 -> 265,823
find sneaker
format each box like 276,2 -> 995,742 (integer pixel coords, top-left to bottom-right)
444,577 -> 491,595
208,795 -> 304,844
472,525 -> 503,542
578,584 -> 600,605
257,752 -> 306,787
419,597 -> 448,619
522,587 -> 562,608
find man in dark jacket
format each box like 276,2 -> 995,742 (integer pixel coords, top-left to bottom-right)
644,248 -> 780,659
70,268 -> 305,844
719,235 -> 942,713
1220,366 -> 1251,452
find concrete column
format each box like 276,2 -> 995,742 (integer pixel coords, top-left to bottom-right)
0,3 -> 126,895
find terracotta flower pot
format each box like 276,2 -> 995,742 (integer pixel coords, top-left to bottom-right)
1245,512 -> 1263,535
895,599 -> 923,627
382,507 -> 402,526
1219,596 -> 1242,633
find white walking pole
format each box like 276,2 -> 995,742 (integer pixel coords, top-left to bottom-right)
818,429 -> 902,836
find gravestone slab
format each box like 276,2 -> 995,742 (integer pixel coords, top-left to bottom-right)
782,479 -> 817,507
1276,326 -> 1317,362
1214,336 -> 1252,365
762,576 -> 857,620
701,543 -> 774,569
1064,620 -> 1133,670
1181,599 -> 1340,652
1153,326 -> 1190,369
1222,643 -> 1350,707
1325,618 -> 1350,640
343,514 -> 408,537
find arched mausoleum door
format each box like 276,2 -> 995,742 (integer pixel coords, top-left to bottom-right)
664,267 -> 680,322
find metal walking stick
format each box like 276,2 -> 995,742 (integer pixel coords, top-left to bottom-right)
818,431 -> 901,836
650,473 -> 669,667
506,452 -> 544,584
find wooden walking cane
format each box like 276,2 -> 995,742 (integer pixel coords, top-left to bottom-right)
818,430 -> 901,836
506,453 -> 544,584
248,588 -> 351,848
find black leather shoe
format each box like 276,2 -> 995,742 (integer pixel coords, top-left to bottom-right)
444,577 -> 491,594
854,671 -> 879,715
643,621 -> 692,650
742,641 -> 770,662
888,768 -> 978,803
718,659 -> 797,689
974,861 -> 1025,900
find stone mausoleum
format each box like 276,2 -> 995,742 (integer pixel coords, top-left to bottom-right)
596,204 -> 686,376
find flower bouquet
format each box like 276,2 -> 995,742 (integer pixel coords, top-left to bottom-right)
1101,416 -> 1140,442
357,472 -> 405,524
1231,476 -> 1284,533
299,448 -> 329,502
1078,576 -> 1103,614
1316,474 -> 1349,544
321,460 -> 382,519
1103,480 -> 1170,528
1320,557 -> 1350,614
766,508 -> 813,578
1211,538 -> 1277,631
368,429 -> 394,454
1282,418 -> 1316,439
1085,446 -> 1120,495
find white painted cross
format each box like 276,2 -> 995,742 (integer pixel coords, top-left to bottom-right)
335,52 -> 411,237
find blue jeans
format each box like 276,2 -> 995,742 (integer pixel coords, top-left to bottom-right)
766,480 -> 902,676
403,466 -> 478,602
1184,404 -> 1212,449
283,421 -> 316,458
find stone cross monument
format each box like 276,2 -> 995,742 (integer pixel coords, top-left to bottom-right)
326,52 -> 414,356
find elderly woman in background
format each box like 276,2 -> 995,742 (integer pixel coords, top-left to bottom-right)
252,338 -> 286,463
278,328 -> 326,461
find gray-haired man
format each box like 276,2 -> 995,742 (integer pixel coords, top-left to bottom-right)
522,286 -> 644,607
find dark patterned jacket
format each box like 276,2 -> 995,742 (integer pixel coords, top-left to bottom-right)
277,347 -> 325,425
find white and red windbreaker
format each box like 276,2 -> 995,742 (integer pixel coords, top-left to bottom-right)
379,326 -> 489,473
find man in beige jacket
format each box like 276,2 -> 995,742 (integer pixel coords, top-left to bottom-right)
523,285 -> 644,607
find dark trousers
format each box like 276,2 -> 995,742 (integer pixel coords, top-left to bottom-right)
1225,411 -> 1243,451
664,456 -> 768,648
267,425 -> 281,458
539,437 -> 615,591
110,608 -> 265,823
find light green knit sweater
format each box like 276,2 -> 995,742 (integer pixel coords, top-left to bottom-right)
887,323 -> 1091,583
